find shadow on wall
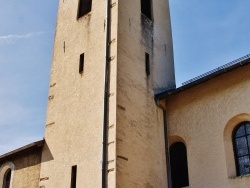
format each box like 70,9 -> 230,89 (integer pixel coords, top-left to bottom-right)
41,141 -> 54,163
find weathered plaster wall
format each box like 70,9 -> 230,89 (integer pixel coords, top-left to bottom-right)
40,0 -> 175,187
40,0 -> 118,187
167,64 -> 250,188
116,0 -> 175,187
0,149 -> 42,188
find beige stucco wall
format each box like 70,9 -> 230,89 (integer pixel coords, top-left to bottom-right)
116,0 -> 175,187
40,0 -> 118,187
0,149 -> 42,188
41,0 -> 175,187
166,64 -> 250,188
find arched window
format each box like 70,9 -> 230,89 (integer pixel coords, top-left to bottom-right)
233,121 -> 250,176
170,142 -> 189,188
0,162 -> 14,188
3,168 -> 11,188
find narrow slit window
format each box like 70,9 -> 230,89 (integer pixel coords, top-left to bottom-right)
145,53 -> 150,76
70,165 -> 77,188
78,0 -> 92,18
141,0 -> 152,20
79,53 -> 84,74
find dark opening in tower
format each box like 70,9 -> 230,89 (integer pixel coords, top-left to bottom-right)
141,0 -> 152,20
79,53 -> 84,74
70,165 -> 77,188
145,52 -> 150,76
78,0 -> 92,18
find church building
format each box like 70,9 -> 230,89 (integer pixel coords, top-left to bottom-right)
1,0 -> 250,187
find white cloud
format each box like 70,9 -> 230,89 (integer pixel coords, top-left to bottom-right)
0,31 -> 47,45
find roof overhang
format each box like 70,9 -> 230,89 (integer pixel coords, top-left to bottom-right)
155,54 -> 250,101
0,140 -> 44,162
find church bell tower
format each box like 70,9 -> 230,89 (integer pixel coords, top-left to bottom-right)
39,0 -> 175,187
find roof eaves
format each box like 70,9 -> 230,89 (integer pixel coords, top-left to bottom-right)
155,54 -> 250,100
0,139 -> 44,162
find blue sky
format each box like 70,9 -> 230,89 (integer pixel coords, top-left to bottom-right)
0,0 -> 59,154
0,0 -> 250,154
170,0 -> 250,86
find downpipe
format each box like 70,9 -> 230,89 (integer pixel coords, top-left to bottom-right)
102,0 -> 111,187
155,99 -> 172,188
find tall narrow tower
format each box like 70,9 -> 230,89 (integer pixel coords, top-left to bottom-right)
39,0 -> 175,187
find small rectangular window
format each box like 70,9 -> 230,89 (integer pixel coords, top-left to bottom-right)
141,0 -> 152,20
145,53 -> 150,76
78,0 -> 92,18
79,53 -> 84,74
70,165 -> 77,188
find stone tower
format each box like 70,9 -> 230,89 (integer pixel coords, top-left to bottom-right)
39,0 -> 175,187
